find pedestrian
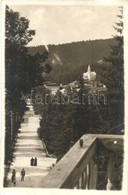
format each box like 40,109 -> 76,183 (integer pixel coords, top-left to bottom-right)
34,157 -> 37,166
13,177 -> 16,186
30,157 -> 34,166
21,168 -> 25,181
11,169 -> 16,185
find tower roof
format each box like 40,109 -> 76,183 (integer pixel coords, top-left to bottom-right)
87,65 -> 91,72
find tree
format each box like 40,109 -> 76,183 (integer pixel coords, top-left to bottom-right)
5,5 -> 35,92
5,6 -> 35,165
104,7 -> 123,93
25,51 -> 52,89
100,7 -> 124,133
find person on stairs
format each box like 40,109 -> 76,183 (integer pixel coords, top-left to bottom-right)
34,157 -> 37,166
30,157 -> 34,166
21,168 -> 25,181
11,169 -> 16,186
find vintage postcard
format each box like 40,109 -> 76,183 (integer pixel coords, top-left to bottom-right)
0,0 -> 128,195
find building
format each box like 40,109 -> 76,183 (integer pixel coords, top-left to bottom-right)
83,65 -> 96,81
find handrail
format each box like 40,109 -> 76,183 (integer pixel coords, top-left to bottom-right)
37,134 -> 123,189
37,135 -> 98,188
85,134 -> 124,152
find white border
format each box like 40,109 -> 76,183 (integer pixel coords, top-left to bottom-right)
0,1 -> 128,195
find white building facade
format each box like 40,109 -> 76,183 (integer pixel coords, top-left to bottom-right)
83,65 -> 96,81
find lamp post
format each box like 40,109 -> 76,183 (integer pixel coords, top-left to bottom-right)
15,112 -> 18,122
9,111 -> 14,141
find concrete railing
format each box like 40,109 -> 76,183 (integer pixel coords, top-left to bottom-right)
38,134 -> 123,190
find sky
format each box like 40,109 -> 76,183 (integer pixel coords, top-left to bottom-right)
9,5 -> 120,46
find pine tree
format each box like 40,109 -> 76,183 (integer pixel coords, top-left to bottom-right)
104,7 -> 123,94
101,7 -> 124,133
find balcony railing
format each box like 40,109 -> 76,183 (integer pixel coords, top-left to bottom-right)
38,134 -> 123,190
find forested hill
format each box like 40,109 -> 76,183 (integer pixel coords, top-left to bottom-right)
28,38 -> 116,84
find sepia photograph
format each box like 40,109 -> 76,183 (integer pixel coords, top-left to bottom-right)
0,0 -> 127,194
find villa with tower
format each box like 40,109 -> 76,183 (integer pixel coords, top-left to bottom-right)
83,65 -> 96,81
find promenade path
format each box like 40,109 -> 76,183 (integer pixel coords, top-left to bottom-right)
7,104 -> 56,187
